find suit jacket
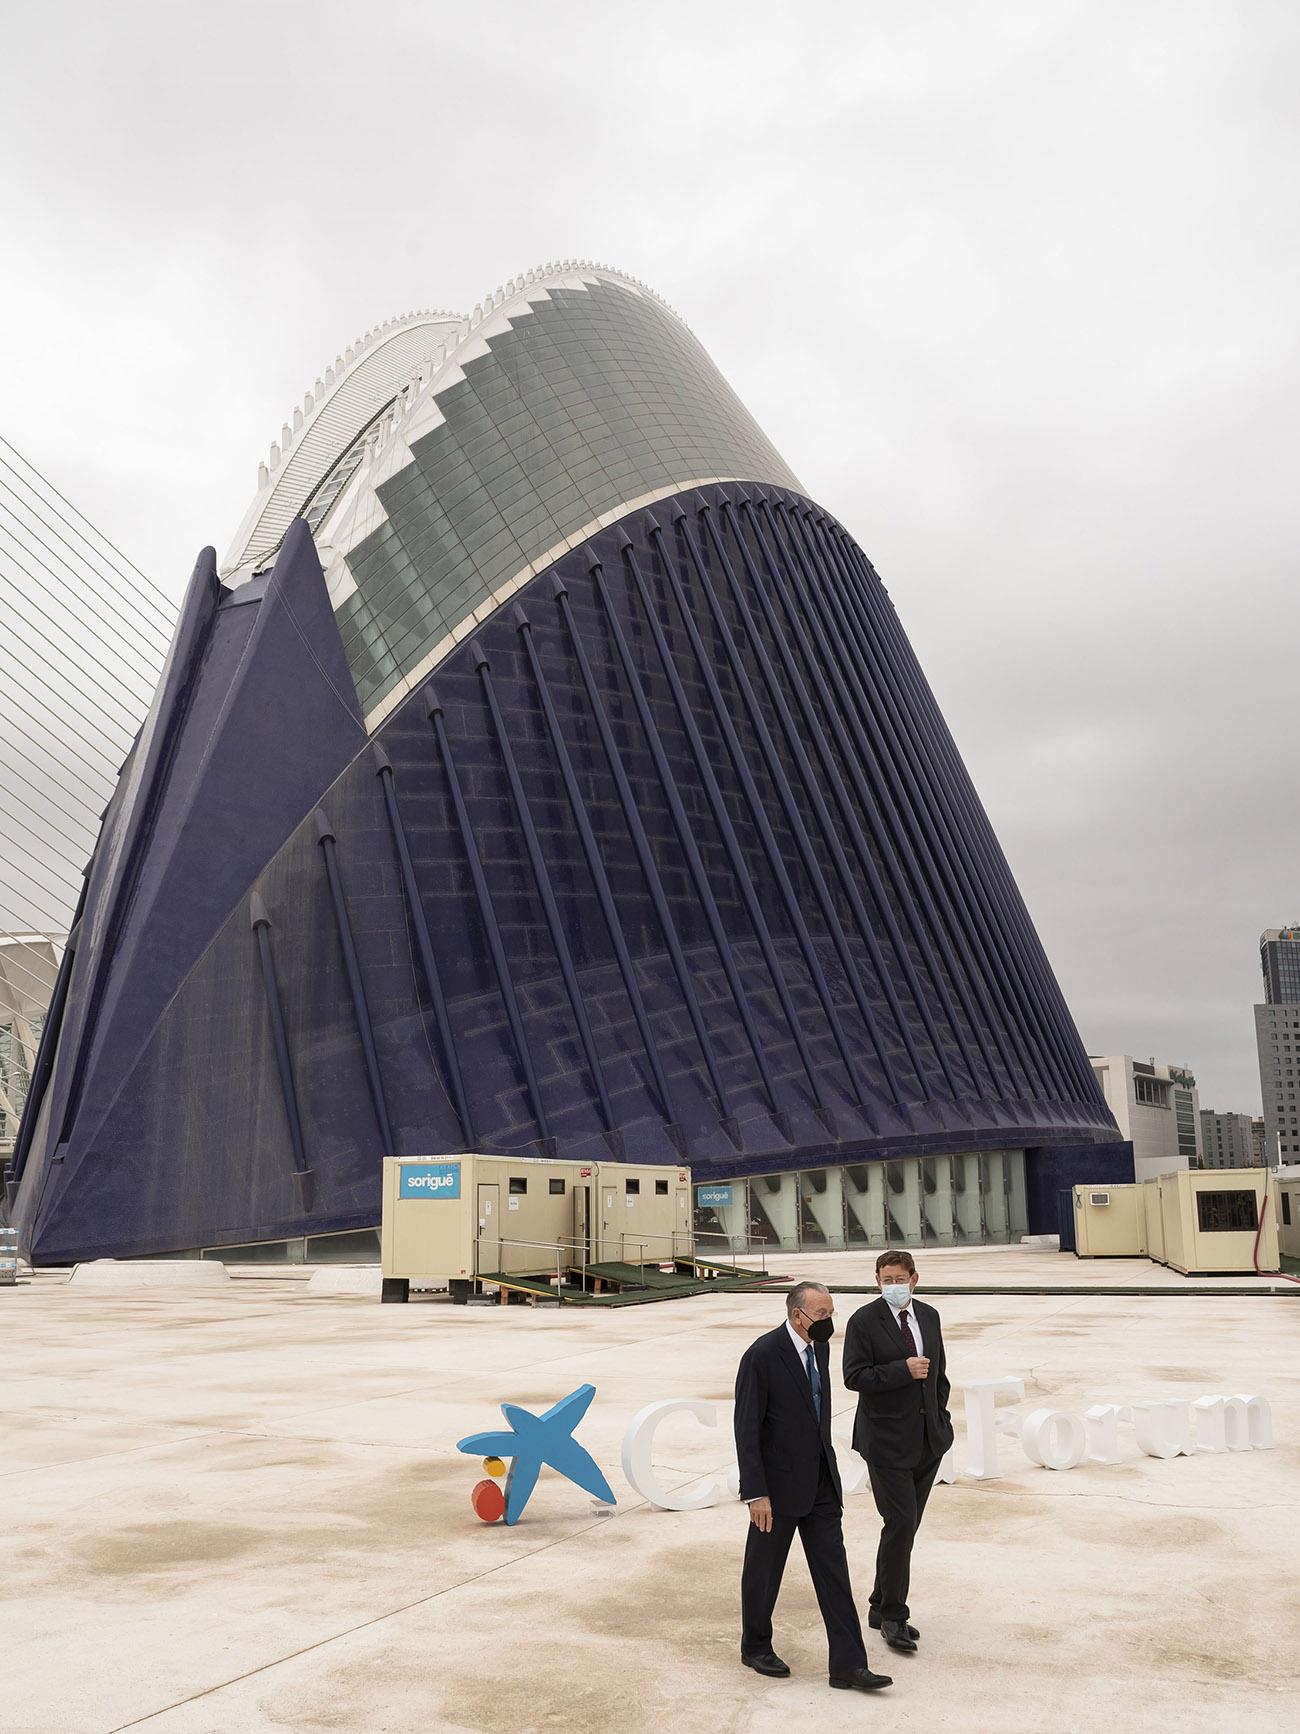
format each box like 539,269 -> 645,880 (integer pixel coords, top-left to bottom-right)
734,1323 -> 842,1517
842,1296 -> 954,1469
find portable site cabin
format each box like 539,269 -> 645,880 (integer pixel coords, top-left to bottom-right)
1070,1183 -> 1147,1258
1146,1167 -> 1279,1275
1143,1177 -> 1165,1265
1073,1168 -> 1281,1275
1279,1175 -> 1300,1262
380,1153 -> 692,1300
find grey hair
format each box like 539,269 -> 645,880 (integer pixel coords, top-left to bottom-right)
786,1280 -> 830,1314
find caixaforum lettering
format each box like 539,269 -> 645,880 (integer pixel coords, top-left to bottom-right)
619,1383 -> 1274,1512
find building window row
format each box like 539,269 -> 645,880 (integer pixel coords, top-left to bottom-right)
1134,1076 -> 1170,1108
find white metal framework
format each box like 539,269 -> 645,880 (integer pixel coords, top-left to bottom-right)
222,309 -> 465,580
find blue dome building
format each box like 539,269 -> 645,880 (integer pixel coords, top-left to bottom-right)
7,265 -> 1128,1265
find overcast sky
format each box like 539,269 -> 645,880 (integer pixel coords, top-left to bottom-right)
2,0 -> 1296,1112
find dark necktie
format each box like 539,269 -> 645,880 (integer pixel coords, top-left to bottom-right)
899,1309 -> 916,1356
804,1343 -> 823,1418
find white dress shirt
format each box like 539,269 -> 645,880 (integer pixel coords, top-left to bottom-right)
786,1317 -> 816,1375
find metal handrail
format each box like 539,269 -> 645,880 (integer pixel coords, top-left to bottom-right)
617,1226 -> 767,1279
691,1228 -> 768,1275
470,1219 -> 770,1303
475,1232 -> 577,1297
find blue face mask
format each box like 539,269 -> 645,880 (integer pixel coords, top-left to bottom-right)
881,1282 -> 912,1310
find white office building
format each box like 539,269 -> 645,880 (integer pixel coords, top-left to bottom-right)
1089,1055 -> 1202,1181
1198,1108 -> 1257,1170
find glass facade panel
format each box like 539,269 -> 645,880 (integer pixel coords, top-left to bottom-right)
884,1161 -> 923,1244
1006,1152 -> 1028,1239
922,1156 -> 955,1243
200,1238 -> 305,1264
981,1152 -> 1011,1241
799,1168 -> 845,1248
952,1153 -> 983,1242
307,1228 -> 381,1263
694,1152 -> 1028,1254
844,1163 -> 888,1246
747,1172 -> 800,1252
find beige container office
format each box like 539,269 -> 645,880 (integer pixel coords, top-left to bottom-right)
1278,1179 -> 1300,1262
1142,1178 -> 1167,1264
1071,1183 -> 1147,1257
380,1154 -> 693,1299
1146,1167 -> 1280,1275
590,1163 -> 693,1267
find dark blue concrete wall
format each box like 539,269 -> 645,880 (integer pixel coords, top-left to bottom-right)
1024,1140 -> 1136,1235
13,485 -> 1119,1262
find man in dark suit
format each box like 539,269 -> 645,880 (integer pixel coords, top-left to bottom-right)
842,1249 -> 954,1656
734,1281 -> 892,1693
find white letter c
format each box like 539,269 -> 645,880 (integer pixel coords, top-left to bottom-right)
621,1399 -> 732,1511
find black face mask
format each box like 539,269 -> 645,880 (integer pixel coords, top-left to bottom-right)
804,1315 -> 835,1343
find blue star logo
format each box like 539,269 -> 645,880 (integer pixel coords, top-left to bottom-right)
457,1383 -> 617,1525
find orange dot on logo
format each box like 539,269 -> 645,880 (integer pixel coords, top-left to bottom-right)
471,1478 -> 506,1523
482,1456 -> 506,1478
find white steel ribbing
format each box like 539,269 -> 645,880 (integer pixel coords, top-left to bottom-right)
0,439 -> 175,991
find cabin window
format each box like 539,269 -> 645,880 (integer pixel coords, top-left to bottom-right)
1196,1190 -> 1257,1232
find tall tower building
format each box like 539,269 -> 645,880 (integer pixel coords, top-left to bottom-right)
1261,927 -> 1300,1005
6,264 -> 1122,1264
1256,925 -> 1300,1165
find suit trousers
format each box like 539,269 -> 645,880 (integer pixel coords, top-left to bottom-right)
741,1460 -> 867,1674
866,1451 -> 943,1622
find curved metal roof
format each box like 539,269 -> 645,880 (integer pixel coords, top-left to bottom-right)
222,309 -> 464,578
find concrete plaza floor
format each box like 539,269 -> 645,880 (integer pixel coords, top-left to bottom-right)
1,1250 -> 1297,1733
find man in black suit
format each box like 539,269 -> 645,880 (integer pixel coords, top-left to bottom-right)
842,1249 -> 953,1656
734,1281 -> 892,1693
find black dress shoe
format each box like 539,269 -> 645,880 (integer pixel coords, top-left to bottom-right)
869,1611 -> 920,1639
879,1619 -> 918,1652
742,1650 -> 791,1678
829,1667 -> 893,1691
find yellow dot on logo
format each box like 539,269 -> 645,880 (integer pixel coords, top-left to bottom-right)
483,1456 -> 506,1478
